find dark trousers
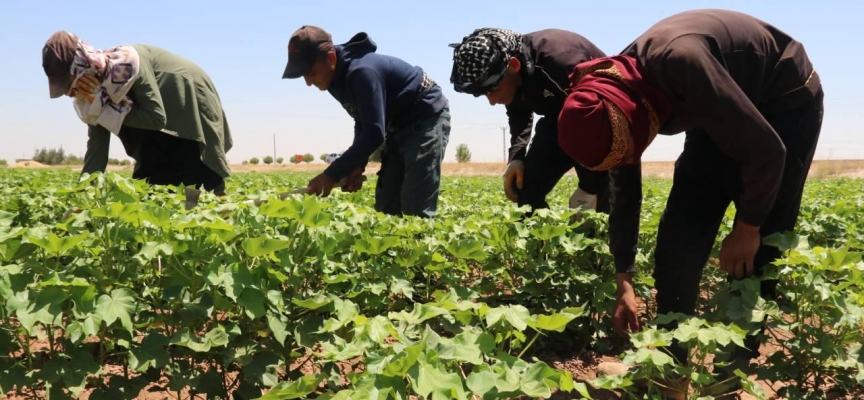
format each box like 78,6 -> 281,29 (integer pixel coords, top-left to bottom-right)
654,88 -> 824,360
120,128 -> 226,194
516,116 -> 611,213
375,107 -> 451,218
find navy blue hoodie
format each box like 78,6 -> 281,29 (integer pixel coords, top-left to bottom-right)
323,33 -> 447,181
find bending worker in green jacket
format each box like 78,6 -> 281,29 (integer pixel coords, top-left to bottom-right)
42,31 -> 233,195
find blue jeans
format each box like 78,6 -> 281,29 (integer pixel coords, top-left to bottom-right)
375,106 -> 451,218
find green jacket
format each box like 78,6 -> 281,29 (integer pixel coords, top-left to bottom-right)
82,44 -> 233,178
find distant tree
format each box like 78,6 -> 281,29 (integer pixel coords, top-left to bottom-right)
107,158 -> 122,166
263,156 -> 274,165
64,154 -> 84,165
242,160 -> 249,165
32,147 -> 66,165
276,157 -> 284,164
320,153 -> 328,162
456,144 -> 472,163
120,159 -> 131,166
249,157 -> 260,165
0,159 -> 7,166
303,153 -> 314,163
368,145 -> 384,163
291,154 -> 303,164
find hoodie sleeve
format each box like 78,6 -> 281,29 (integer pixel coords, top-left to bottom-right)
324,67 -> 387,182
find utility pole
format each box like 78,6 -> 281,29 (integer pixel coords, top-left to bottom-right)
500,126 -> 507,163
273,133 -> 276,161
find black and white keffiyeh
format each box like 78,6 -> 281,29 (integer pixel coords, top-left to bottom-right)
449,28 -> 521,96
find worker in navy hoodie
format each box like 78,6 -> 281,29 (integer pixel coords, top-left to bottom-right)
282,25 -> 451,218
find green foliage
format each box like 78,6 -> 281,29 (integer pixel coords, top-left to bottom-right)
263,156 -> 274,165
320,153 -> 328,162
249,157 -> 260,165
303,153 -> 314,163
0,169 -> 861,399
276,157 -> 284,165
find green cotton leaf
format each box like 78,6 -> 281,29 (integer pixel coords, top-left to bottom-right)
391,303 -> 450,325
626,348 -> 675,368
408,359 -> 468,400
353,236 -> 399,255
238,288 -> 267,319
630,329 -> 675,348
204,325 -> 230,347
391,278 -> 415,299
365,316 -> 394,344
735,369 -> 770,400
445,239 -> 487,260
436,329 -> 495,365
530,224 -> 568,241
136,242 -> 174,261
762,231 -> 808,252
291,293 -> 332,310
267,314 -> 290,346
466,368 -> 498,397
0,210 -> 15,229
382,340 -> 426,377
95,289 -> 136,333
90,202 -> 142,219
242,236 -> 291,257
521,362 -> 564,399
26,232 -> 88,255
257,374 -> 323,400
573,382 -> 593,399
299,195 -> 332,228
485,304 -> 531,331
530,311 -> 579,333
128,332 -> 170,372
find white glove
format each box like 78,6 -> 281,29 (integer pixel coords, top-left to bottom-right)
503,160 -> 525,202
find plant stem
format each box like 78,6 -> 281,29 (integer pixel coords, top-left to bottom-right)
517,330 -> 541,358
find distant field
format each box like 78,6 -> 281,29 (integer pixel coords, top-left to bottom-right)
8,159 -> 864,179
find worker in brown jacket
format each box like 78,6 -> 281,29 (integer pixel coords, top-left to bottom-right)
557,9 -> 823,395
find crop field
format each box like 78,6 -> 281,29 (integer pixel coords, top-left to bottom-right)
0,168 -> 862,399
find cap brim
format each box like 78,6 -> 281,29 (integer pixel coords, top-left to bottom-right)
282,59 -> 312,79
48,76 -> 70,99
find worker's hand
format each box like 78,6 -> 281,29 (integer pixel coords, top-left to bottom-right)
70,75 -> 100,103
340,167 -> 367,193
502,160 -> 525,202
307,173 -> 336,197
720,221 -> 762,279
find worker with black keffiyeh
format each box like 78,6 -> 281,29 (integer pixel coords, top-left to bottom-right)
449,28 -> 611,217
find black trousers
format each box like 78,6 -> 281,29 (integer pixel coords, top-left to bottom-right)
120,128 -> 226,194
516,116 -> 611,213
654,88 -> 824,359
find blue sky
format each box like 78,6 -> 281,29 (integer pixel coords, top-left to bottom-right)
2,0 -> 862,164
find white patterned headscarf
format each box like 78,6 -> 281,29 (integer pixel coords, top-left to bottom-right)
70,36 -> 141,135
449,28 -> 522,96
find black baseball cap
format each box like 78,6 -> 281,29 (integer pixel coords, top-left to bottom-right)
282,25 -> 334,79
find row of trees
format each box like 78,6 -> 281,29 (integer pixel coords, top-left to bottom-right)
31,147 -> 132,166
244,154 -> 316,165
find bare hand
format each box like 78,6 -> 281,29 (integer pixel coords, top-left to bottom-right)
307,173 -> 336,197
612,273 -> 641,338
503,160 -> 524,203
340,167 -> 367,193
720,221 -> 761,279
